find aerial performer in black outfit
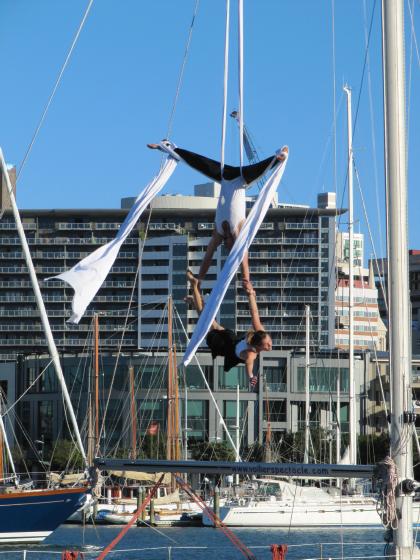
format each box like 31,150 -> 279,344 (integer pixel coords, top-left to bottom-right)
186,269 -> 271,388
148,140 -> 288,293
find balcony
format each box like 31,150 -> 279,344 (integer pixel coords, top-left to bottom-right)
285,223 -> 318,230
242,280 -> 319,289
198,223 -> 214,230
248,251 -> 319,259
237,309 -> 318,318
249,266 -> 319,274
0,222 -> 36,230
56,223 -> 92,230
237,295 -> 319,303
149,223 -> 181,232
264,382 -> 287,392
94,223 -> 122,230
251,237 -> 319,246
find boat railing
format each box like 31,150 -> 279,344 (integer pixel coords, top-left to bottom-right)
0,541 -> 405,560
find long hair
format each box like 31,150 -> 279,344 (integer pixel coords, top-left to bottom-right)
246,330 -> 269,347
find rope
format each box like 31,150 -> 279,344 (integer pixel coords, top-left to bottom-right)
220,0 -> 231,172
176,476 -> 256,560
17,0 -> 94,180
238,0 -> 244,171
378,455 -> 398,529
174,306 -> 239,456
271,544 -> 288,560
165,0 -> 200,140
96,474 -> 164,560
362,0 -> 385,267
331,0 -> 337,196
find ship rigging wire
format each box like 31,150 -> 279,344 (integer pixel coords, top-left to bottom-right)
17,0 -> 95,181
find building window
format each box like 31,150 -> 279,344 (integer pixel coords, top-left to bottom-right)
38,400 -> 54,444
296,367 -> 349,393
263,400 -> 286,423
223,400 -> 248,443
182,399 -> 208,441
184,365 -> 213,390
139,365 -> 167,390
39,363 -> 59,392
173,245 -> 187,256
264,362 -> 287,392
218,366 -> 248,390
139,399 -> 165,433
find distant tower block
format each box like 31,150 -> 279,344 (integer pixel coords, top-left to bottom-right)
0,164 -> 16,212
317,192 -> 336,209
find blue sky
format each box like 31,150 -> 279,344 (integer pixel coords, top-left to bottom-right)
1,1 -> 420,257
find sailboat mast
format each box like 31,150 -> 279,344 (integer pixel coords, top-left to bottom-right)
336,373 -> 341,489
304,305 -> 310,463
0,425 -> 3,483
167,295 -> 174,460
0,150 -> 88,469
235,384 -> 240,485
94,312 -> 99,455
382,0 -> 416,554
0,399 -> 18,485
344,85 -> 357,468
129,365 -> 137,459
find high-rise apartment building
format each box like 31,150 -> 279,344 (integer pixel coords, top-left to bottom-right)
137,187 -> 342,352
371,250 -> 420,353
0,208 -> 139,358
0,186 -> 341,359
335,232 -> 386,351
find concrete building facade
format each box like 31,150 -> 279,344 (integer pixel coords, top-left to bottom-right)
0,188 -> 342,359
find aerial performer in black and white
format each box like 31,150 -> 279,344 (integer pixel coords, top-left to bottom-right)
148,140 -> 288,292
186,269 -> 271,387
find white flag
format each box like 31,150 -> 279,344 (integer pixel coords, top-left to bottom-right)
48,157 -> 178,323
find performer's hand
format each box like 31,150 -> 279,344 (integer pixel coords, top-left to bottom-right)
249,375 -> 258,388
242,279 -> 255,295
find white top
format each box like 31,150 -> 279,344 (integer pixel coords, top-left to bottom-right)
235,338 -> 256,359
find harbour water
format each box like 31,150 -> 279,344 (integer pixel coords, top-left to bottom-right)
1,526 -> 398,560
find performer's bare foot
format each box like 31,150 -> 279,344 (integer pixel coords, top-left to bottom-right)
147,143 -> 160,149
276,145 -> 289,161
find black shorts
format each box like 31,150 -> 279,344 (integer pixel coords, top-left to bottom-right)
206,329 -> 244,372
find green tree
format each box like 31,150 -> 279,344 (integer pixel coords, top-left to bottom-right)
48,439 -> 83,470
191,441 -> 236,462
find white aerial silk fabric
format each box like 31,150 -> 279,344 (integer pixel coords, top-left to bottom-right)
183,151 -> 289,366
48,156 -> 178,323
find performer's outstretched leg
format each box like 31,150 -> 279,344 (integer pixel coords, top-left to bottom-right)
196,229 -> 224,283
187,270 -> 223,330
241,146 -> 288,185
224,220 -> 253,294
148,143 -> 223,182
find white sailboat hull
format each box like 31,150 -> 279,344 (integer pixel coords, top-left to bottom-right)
203,501 -> 420,528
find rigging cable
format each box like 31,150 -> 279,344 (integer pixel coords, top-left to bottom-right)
220,0 -> 231,172
353,159 -> 388,313
363,0 -> 385,266
165,0 -> 200,141
331,0 -> 338,197
17,0 -> 94,180
407,0 -> 420,159
174,305 -> 240,456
